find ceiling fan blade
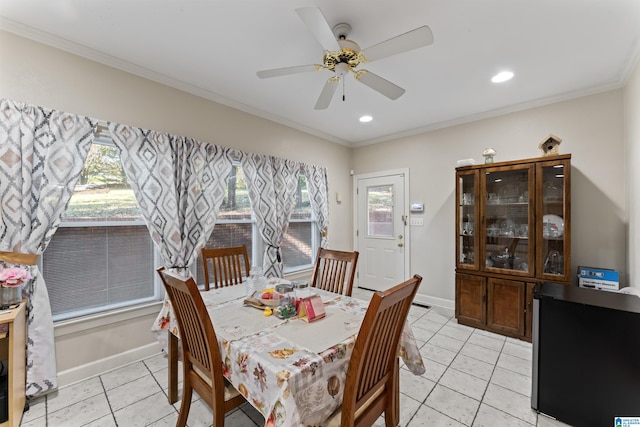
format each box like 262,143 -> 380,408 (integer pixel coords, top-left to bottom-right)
257,64 -> 322,79
296,7 -> 341,52
315,78 -> 339,110
362,26 -> 433,62
355,70 -> 406,100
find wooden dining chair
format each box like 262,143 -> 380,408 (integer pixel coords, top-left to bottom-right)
201,245 -> 250,291
157,267 -> 247,427
310,248 -> 359,296
324,274 -> 422,427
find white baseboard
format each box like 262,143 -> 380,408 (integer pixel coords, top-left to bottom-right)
57,342 -> 163,389
413,294 -> 455,311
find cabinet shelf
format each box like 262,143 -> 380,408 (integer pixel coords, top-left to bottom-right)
486,236 -> 529,240
486,202 -> 529,206
455,154 -> 571,342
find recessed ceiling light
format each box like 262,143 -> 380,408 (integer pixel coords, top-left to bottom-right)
359,115 -> 373,123
491,71 -> 514,83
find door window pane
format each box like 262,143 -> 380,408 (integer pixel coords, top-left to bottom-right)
367,185 -> 393,237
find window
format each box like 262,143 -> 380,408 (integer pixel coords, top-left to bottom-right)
282,174 -> 315,270
43,142 -> 157,321
194,166 -> 317,285
44,147 -> 320,320
194,165 -> 254,285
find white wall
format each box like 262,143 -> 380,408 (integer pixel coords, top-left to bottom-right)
624,61 -> 640,287
353,91 -> 627,306
0,30 -> 354,382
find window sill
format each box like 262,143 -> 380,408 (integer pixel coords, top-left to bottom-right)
54,301 -> 163,338
284,267 -> 314,281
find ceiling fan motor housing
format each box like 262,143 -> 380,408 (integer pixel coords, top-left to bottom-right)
323,38 -> 363,72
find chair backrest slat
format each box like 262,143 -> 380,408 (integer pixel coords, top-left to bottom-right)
158,266 -> 248,426
201,245 -> 250,291
157,268 -> 220,374
342,274 -> 422,426
310,248 -> 359,296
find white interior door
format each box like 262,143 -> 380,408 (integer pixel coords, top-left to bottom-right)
355,171 -> 408,292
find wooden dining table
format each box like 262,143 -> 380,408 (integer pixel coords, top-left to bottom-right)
152,279 -> 425,426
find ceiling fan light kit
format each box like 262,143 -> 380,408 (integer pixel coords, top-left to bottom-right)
256,7 -> 433,109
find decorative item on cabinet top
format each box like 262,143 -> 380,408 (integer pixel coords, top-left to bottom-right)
538,134 -> 562,156
482,148 -> 496,164
456,158 -> 477,167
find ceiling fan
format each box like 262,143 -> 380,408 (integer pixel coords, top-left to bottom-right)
256,7 -> 434,110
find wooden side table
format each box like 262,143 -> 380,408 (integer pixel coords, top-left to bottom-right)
0,301 -> 25,427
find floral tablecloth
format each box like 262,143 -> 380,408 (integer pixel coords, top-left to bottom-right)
152,281 -> 425,426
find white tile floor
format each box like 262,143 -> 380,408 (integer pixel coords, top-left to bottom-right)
19,288 -> 575,427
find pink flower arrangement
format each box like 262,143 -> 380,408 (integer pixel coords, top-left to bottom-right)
0,267 -> 31,288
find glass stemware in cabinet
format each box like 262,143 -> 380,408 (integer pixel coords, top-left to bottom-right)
539,161 -> 569,279
457,172 -> 478,268
483,166 -> 533,275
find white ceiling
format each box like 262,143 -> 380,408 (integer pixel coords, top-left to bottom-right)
1,0 -> 639,147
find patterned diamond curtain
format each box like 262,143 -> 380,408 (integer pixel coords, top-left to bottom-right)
108,124 -> 233,270
0,99 -> 96,397
108,124 -> 233,347
302,163 -> 330,248
241,153 -> 300,277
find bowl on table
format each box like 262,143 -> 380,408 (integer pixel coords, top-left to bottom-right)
257,289 -> 283,307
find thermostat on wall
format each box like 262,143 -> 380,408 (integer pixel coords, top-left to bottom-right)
410,203 -> 424,213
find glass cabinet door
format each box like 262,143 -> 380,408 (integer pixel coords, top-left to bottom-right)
456,171 -> 479,269
483,165 -> 535,276
537,159 -> 570,281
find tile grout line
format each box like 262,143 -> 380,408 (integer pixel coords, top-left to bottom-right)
98,375 -> 119,427
468,332 -> 506,427
407,310 -> 468,426
403,305 -> 439,426
477,335 -> 539,426
449,318 -> 488,427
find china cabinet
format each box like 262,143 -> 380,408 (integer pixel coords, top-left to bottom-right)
455,154 -> 571,341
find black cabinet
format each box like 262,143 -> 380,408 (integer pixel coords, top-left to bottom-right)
532,283 -> 640,427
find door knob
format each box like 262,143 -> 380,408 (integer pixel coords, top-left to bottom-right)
398,243 -> 404,247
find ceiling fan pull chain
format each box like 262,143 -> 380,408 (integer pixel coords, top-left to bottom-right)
342,77 -> 346,101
